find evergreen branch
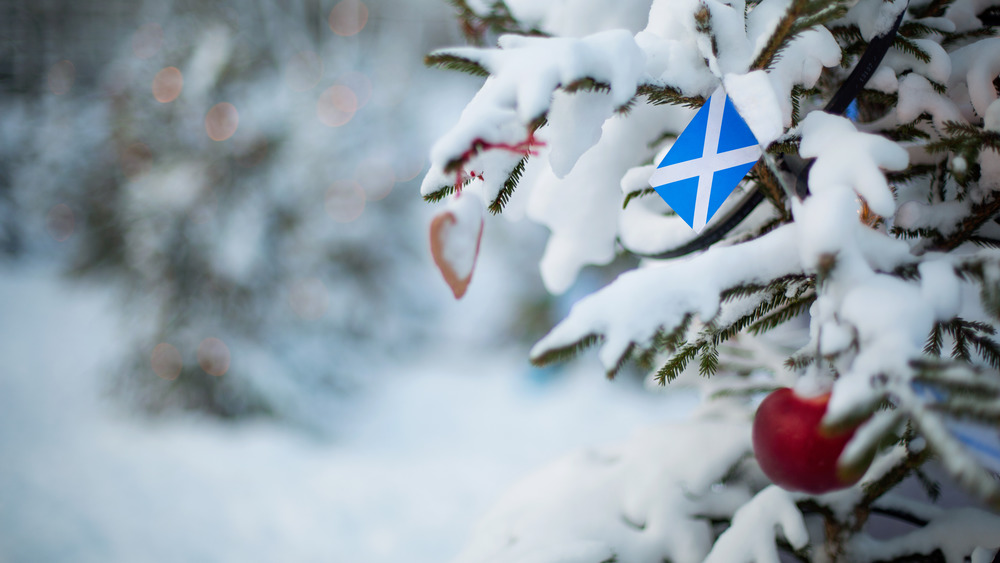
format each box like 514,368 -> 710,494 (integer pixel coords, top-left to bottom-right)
530,333 -> 601,367
606,343 -> 636,380
699,343 -> 719,376
892,36 -> 932,63
789,3 -> 849,36
747,291 -> 817,335
968,236 -> 1000,249
424,53 -> 489,77
785,350 -> 816,371
448,0 -> 547,44
890,226 -> 941,242
622,188 -> 656,209
980,5 -> 1000,25
711,297 -> 774,345
928,398 -> 1000,424
926,121 -> 1000,155
730,214 -> 788,246
941,319 -> 973,361
693,2 -> 719,58
924,323 -> 943,356
911,0 -> 953,18
720,274 -> 813,302
929,191 -> 1000,252
750,161 -> 789,215
423,176 -> 475,203
969,333 -> 1000,369
911,360 -> 1000,396
655,341 -> 703,384
563,77 -> 611,95
870,506 -> 930,527
752,0 -> 804,70
888,262 -> 921,281
860,448 -> 932,509
647,130 -> 678,150
488,157 -> 527,215
767,138 -> 801,154
899,21 -> 941,39
913,468 -> 942,502
828,24 -> 863,44
708,383 -> 783,400
887,163 -> 937,184
753,0 -> 845,71
422,186 -> 453,203
636,84 -> 706,109
720,282 -> 770,302
883,119 -> 931,143
634,315 -> 693,369
942,26 -> 997,48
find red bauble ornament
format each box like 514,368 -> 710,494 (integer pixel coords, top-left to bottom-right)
752,388 -> 869,494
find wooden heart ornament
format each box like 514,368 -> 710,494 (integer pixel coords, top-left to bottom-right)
429,193 -> 484,299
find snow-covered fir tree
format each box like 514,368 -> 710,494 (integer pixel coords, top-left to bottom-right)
0,0 -> 453,426
424,0 -> 1000,560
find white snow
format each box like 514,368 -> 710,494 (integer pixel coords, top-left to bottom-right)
453,419 -> 751,563
0,267 -> 681,563
703,486 -> 808,563
527,102 -> 683,294
947,38 -> 1000,120
531,224 -> 803,371
843,0 -> 909,41
423,30 -> 646,204
850,507 -> 1000,562
985,98 -> 1000,133
897,73 -> 964,129
724,71 -> 784,146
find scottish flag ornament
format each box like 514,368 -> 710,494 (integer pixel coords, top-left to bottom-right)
649,87 -> 761,232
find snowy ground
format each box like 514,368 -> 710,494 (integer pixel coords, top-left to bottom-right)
0,267 -> 693,562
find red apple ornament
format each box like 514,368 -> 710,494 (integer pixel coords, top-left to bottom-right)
752,388 -> 870,494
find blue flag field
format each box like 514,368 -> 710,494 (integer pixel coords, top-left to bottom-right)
649,87 -> 762,232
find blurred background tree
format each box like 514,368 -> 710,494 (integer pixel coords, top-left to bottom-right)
0,0 -> 526,427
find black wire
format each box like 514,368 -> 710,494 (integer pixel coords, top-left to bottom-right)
629,2 -> 909,260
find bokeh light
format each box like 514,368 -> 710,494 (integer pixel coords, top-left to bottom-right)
328,0 -> 368,37
47,60 -> 75,95
46,204 -> 74,242
132,23 -> 164,59
152,66 -> 183,103
316,85 -> 358,127
119,142 -> 153,178
288,277 -> 329,320
197,337 -> 230,376
393,152 -> 426,183
150,343 -> 183,380
356,157 -> 395,201
336,71 -> 372,108
325,180 -> 366,223
205,102 -> 239,141
285,51 -> 323,92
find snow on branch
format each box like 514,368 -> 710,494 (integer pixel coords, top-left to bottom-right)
530,224 -> 804,373
849,506 -> 1000,561
703,486 -> 808,563
451,420 -> 754,563
421,31 -> 645,206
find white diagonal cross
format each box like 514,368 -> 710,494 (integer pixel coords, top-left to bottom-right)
649,88 -> 762,232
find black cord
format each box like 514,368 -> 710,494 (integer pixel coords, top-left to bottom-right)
628,2 -> 908,260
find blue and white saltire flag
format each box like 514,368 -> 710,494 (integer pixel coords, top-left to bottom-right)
649,87 -> 762,232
